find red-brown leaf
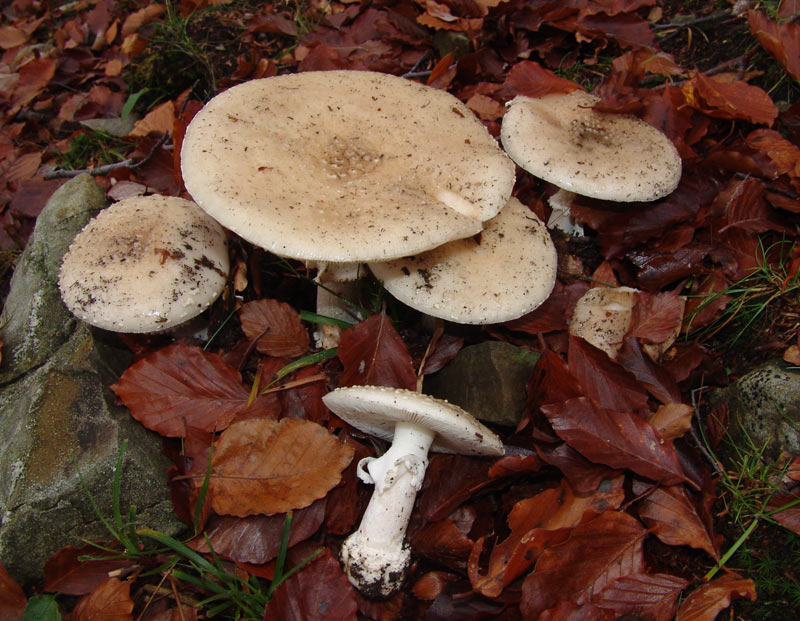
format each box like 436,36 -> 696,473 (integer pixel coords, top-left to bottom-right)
542,397 -> 691,486
568,336 -> 650,412
676,573 -> 756,620
111,344 -> 260,437
0,563 -> 26,621
767,492 -> 800,535
411,517 -> 474,571
418,455 -> 495,522
337,312 -> 416,390
505,60 -> 582,98
208,418 -> 354,517
629,290 -> 685,344
616,337 -> 682,404
43,545 -> 136,596
633,481 -> 719,559
263,549 -> 358,621
748,10 -> 800,83
70,578 -> 134,620
746,128 -> 800,178
593,572 -> 689,620
520,511 -> 647,618
239,298 -> 309,357
682,72 -> 778,125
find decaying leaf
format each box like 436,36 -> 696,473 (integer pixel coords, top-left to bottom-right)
208,418 -> 354,517
43,545 -> 136,596
748,10 -> 800,83
681,73 -> 777,126
111,344 -> 263,437
70,577 -> 134,621
676,573 -> 756,620
239,298 -> 310,358
593,572 -> 689,620
0,562 -> 26,620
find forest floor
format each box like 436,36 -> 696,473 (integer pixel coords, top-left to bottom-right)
2,0 -> 800,619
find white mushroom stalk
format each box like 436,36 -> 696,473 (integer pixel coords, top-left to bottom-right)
322,386 -> 504,598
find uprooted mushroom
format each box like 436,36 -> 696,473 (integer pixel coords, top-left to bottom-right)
322,385 -> 503,598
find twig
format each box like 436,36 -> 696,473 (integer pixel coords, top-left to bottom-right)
654,9 -> 733,31
43,133 -> 169,179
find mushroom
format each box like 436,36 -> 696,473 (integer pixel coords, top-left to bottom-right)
321,385 -> 503,598
368,197 -> 557,324
180,70 -> 516,263
500,90 -> 682,234
569,286 -> 685,361
58,195 -> 229,333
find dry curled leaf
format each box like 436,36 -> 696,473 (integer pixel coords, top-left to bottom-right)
676,573 -> 756,620
239,298 -> 310,357
208,418 -> 354,517
70,578 -> 134,621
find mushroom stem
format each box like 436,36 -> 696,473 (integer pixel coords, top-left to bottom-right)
341,421 -> 435,598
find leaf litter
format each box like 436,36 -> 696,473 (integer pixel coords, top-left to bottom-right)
1,0 -> 800,618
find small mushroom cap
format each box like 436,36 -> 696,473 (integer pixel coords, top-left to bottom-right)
501,90 -> 681,202
569,286 -> 638,359
322,385 -> 504,456
369,197 -> 557,324
58,195 -> 229,333
181,70 -> 516,262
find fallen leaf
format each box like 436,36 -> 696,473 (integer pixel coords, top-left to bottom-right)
629,290 -> 685,345
633,480 -> 719,559
263,549 -> 358,620
337,312 -> 416,390
767,492 -> 800,535
239,298 -> 310,358
0,562 -> 26,621
542,397 -> 691,487
676,573 -> 756,620
520,511 -> 647,618
208,418 -> 354,517
616,337 -> 682,404
593,572 -> 689,620
10,57 -> 57,113
121,4 -> 165,38
111,344 -> 263,437
43,545 -> 136,596
70,577 -> 134,621
648,402 -> 694,441
682,72 -> 778,125
746,128 -> 800,178
505,60 -> 582,98
411,516 -> 474,571
748,10 -> 800,83
126,100 -> 174,137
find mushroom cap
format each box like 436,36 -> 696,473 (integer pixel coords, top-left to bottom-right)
368,197 -> 557,324
322,385 -> 504,456
58,195 -> 229,333
500,90 -> 681,202
180,70 -> 516,263
568,286 -> 638,359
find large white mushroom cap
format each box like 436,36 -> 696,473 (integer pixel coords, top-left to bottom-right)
501,90 -> 681,202
369,197 -> 557,324
58,195 -> 229,333
180,70 -> 516,263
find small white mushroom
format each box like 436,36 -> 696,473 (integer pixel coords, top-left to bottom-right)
180,70 -> 516,263
368,197 -> 557,324
58,195 -> 229,333
322,385 -> 503,598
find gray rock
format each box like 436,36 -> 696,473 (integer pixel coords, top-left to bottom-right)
0,176 -> 183,586
712,360 -> 800,461
423,341 -> 540,427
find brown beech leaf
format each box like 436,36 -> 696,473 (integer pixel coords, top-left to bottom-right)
766,492 -> 800,535
0,562 -> 26,621
593,572 -> 689,620
469,476 -> 625,597
520,511 -> 647,618
649,403 -> 694,441
716,177 -> 790,234
209,418 -> 354,517
505,60 -> 582,98
411,517 -> 475,571
616,337 -> 682,404
189,499 -> 326,564
537,443 -> 620,494
633,481 -> 719,559
542,397 -> 692,487
418,454 -> 495,522
629,290 -> 685,344
337,312 -> 416,390
505,281 -> 590,334
568,336 -> 649,412
239,298 -> 309,358
748,10 -> 800,83
263,549 -> 357,620
676,573 -> 756,620
71,578 -> 134,621
111,344 -> 261,437
43,545 -> 136,596
681,73 -> 778,125
746,128 -> 800,178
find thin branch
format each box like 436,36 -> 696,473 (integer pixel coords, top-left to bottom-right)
654,9 -> 733,31
43,133 -> 169,180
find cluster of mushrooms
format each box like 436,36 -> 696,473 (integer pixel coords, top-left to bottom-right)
57,70 -> 682,598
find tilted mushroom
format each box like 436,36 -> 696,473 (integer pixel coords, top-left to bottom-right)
180,70 -> 516,263
322,385 -> 503,598
369,197 -> 557,324
500,90 -> 682,234
58,195 -> 229,333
